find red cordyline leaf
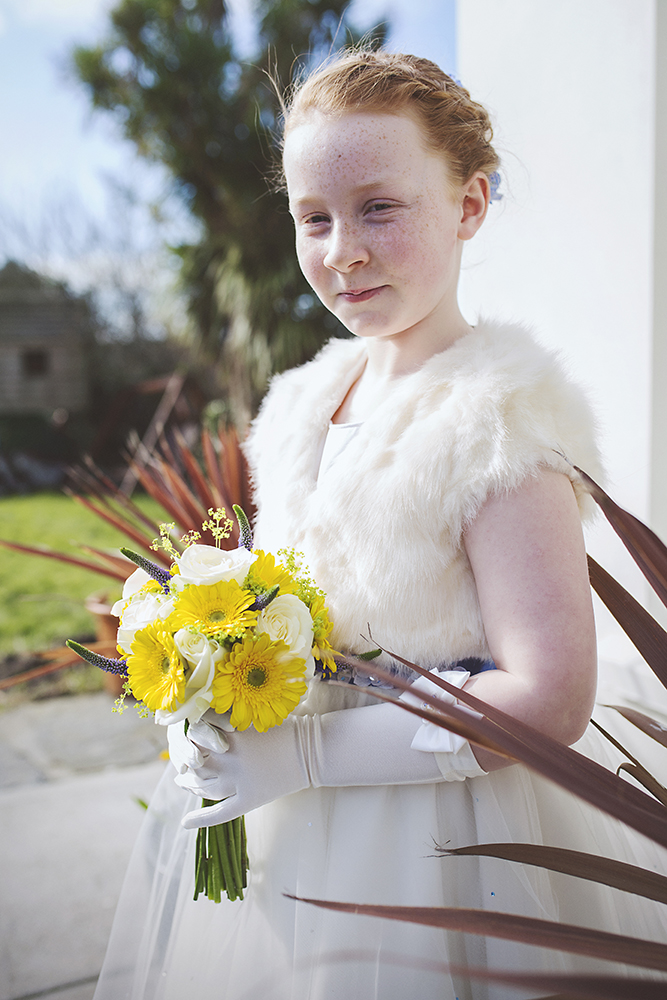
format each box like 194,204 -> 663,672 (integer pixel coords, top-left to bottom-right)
219,425 -> 254,514
78,545 -> 134,575
220,427 -> 242,505
129,459 -> 192,534
605,705 -> 667,749
575,466 -> 667,609
587,555 -> 667,689
158,461 -> 208,527
342,653 -> 667,849
71,494 -> 159,559
173,428 -> 217,511
0,538 -> 127,582
289,949 -> 667,1000
286,895 -> 667,972
590,719 -> 667,806
202,427 -> 229,509
0,640 -> 119,690
73,461 -> 160,534
437,842 -> 667,904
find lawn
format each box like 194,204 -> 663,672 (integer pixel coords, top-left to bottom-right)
0,491 -> 165,657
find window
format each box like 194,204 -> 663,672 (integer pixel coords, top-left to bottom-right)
21,349 -> 49,377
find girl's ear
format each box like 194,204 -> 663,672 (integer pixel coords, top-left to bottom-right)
458,172 -> 490,240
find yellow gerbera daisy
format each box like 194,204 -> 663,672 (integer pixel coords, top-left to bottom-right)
211,633 -> 307,732
309,594 -> 340,672
127,623 -> 185,712
245,550 -> 298,595
169,579 -> 258,639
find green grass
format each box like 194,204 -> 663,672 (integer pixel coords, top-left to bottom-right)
0,492 -> 165,656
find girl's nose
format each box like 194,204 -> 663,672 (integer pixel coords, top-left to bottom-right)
323,224 -> 370,272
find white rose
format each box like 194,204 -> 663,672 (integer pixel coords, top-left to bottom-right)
111,567 -> 154,616
172,544 -> 257,591
116,592 -> 175,655
155,630 -> 224,726
257,594 -> 314,667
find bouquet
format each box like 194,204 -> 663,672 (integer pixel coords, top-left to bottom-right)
68,505 -> 339,902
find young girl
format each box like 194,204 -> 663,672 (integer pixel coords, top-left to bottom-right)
94,50 -> 667,1000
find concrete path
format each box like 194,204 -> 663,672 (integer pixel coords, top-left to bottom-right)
0,693 -> 168,1000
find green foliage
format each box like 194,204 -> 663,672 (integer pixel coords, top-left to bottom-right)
0,493 -> 163,655
72,0 -> 387,419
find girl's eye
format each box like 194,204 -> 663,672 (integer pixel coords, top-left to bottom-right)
304,213 -> 329,226
366,201 -> 394,214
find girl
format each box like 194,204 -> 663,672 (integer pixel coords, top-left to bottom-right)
94,50 -> 667,1000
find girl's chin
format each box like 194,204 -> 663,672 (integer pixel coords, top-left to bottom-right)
337,316 -> 402,339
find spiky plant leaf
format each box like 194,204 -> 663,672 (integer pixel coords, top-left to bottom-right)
576,467 -> 667,608
286,895 -> 667,971
437,843 -> 667,903
605,704 -> 667,748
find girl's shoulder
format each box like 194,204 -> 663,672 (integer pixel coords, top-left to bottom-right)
409,318 -> 604,524
425,318 -> 581,387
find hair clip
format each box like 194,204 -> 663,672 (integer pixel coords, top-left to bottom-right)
489,171 -> 503,203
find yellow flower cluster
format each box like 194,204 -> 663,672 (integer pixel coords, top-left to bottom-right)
121,526 -> 338,732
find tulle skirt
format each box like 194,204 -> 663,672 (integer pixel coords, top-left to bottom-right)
93,722 -> 667,1000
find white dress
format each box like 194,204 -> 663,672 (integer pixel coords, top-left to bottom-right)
94,324 -> 667,1000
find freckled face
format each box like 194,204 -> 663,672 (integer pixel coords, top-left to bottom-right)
283,111 -> 465,343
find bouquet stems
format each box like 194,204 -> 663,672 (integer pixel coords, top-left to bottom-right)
193,805 -> 248,902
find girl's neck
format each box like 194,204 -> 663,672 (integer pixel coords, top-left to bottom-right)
332,310 -> 473,424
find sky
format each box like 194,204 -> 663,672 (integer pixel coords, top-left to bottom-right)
0,0 -> 455,330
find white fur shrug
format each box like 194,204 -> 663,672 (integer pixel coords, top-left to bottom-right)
244,320 -> 602,681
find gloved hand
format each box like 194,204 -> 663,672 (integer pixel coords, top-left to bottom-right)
173,676 -> 485,829
167,715 -> 233,773
175,712 -> 312,827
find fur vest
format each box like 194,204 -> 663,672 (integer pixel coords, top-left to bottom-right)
244,320 -> 602,688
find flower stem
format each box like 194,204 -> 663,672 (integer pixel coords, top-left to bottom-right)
193,802 -> 248,903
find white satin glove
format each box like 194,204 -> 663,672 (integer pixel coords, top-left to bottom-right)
167,715 -> 234,773
400,669 -> 486,780
172,675 -> 485,830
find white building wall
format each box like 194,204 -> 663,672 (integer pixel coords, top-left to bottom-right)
652,2 -> 667,563
456,0 -> 662,678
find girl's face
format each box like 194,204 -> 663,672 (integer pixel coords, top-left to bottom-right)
283,110 -> 486,345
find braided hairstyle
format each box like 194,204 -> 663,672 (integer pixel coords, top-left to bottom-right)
280,49 -> 500,190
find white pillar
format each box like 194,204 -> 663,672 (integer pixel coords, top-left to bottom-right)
652,1 -> 667,551
456,0 -> 665,685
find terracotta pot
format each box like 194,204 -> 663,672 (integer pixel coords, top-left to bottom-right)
84,595 -> 124,696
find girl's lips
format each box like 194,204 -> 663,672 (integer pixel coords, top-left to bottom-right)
339,285 -> 385,303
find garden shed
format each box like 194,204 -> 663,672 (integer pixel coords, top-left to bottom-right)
0,261 -> 92,418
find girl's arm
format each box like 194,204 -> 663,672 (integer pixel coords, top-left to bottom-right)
462,468 -> 597,772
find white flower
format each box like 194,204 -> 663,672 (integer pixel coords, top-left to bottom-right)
172,543 -> 257,591
116,592 -> 176,655
155,631 -> 224,726
258,594 -> 315,678
111,567 -> 154,616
